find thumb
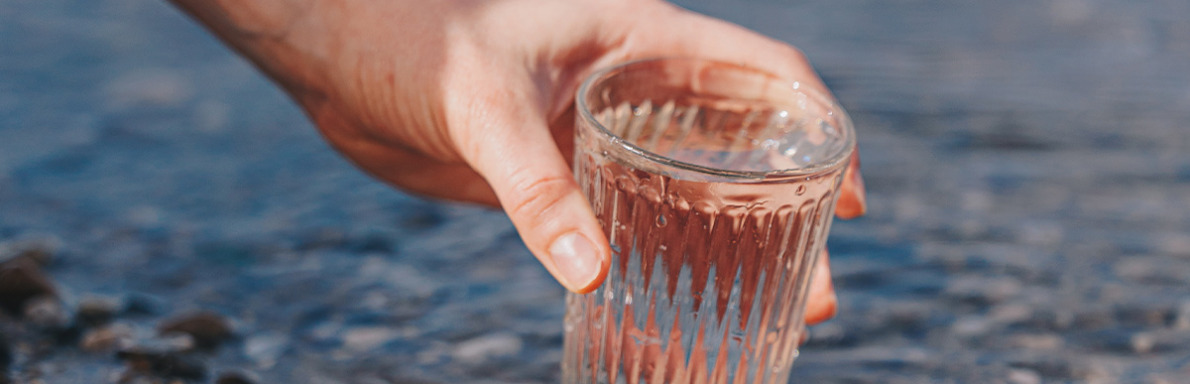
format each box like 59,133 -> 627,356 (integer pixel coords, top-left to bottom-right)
455,85 -> 610,294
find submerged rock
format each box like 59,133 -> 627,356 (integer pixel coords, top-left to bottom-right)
0,257 -> 57,315
117,336 -> 206,380
22,295 -> 69,330
76,295 -> 122,327
117,349 -> 207,381
81,323 -> 135,352
215,370 -> 259,384
157,311 -> 233,350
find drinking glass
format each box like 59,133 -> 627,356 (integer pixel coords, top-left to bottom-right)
562,58 -> 855,384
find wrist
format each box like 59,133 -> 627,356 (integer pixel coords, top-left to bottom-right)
169,0 -> 334,96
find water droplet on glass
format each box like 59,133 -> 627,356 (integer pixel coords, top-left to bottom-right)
655,214 -> 668,227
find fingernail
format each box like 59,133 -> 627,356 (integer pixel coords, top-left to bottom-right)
550,233 -> 600,291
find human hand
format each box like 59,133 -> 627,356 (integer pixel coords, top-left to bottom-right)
170,0 -> 865,324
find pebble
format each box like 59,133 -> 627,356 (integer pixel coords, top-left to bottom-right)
22,295 -> 69,330
1130,332 -> 1154,354
951,315 -> 993,338
80,323 -> 135,352
157,311 -> 233,350
1008,368 -> 1042,384
1008,358 -> 1072,379
342,327 -> 399,352
116,334 -> 205,380
75,295 -> 122,327
117,347 -> 207,380
1114,303 -> 1174,327
215,370 -> 259,384
452,333 -> 523,364
0,257 -> 57,315
1006,333 -> 1063,350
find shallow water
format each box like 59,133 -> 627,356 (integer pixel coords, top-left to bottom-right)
1,0 -> 1188,383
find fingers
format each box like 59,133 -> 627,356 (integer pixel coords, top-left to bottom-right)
631,5 -> 829,95
803,250 -> 837,325
305,101 -> 502,207
835,151 -> 867,219
455,80 -> 610,294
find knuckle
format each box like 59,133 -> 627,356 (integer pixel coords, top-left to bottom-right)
505,171 -> 575,224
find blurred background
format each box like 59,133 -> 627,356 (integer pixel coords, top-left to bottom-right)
1,0 -> 1187,383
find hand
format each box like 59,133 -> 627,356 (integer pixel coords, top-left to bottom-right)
169,0 -> 866,324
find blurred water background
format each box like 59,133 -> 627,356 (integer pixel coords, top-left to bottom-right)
1,0 -> 1188,382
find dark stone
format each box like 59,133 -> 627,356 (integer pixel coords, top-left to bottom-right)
0,257 -> 57,315
117,346 -> 207,380
215,371 -> 258,384
157,311 -> 233,350
80,323 -> 134,352
1113,303 -> 1175,328
22,295 -> 69,330
1008,358 -> 1073,379
0,332 -> 11,370
0,237 -> 57,267
76,295 -> 121,327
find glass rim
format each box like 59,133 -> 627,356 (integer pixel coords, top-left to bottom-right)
576,57 -> 856,181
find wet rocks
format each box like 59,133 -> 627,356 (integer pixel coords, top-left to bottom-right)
22,295 -> 69,330
157,311 -> 233,350
342,327 -> 399,352
215,370 -> 259,384
0,236 -> 59,267
80,323 -> 134,352
75,295 -> 122,327
0,257 -> 57,315
117,344 -> 207,381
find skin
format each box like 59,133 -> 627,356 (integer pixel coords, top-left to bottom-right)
167,0 -> 866,326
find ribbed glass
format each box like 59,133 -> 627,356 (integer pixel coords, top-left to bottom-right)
563,58 -> 854,384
